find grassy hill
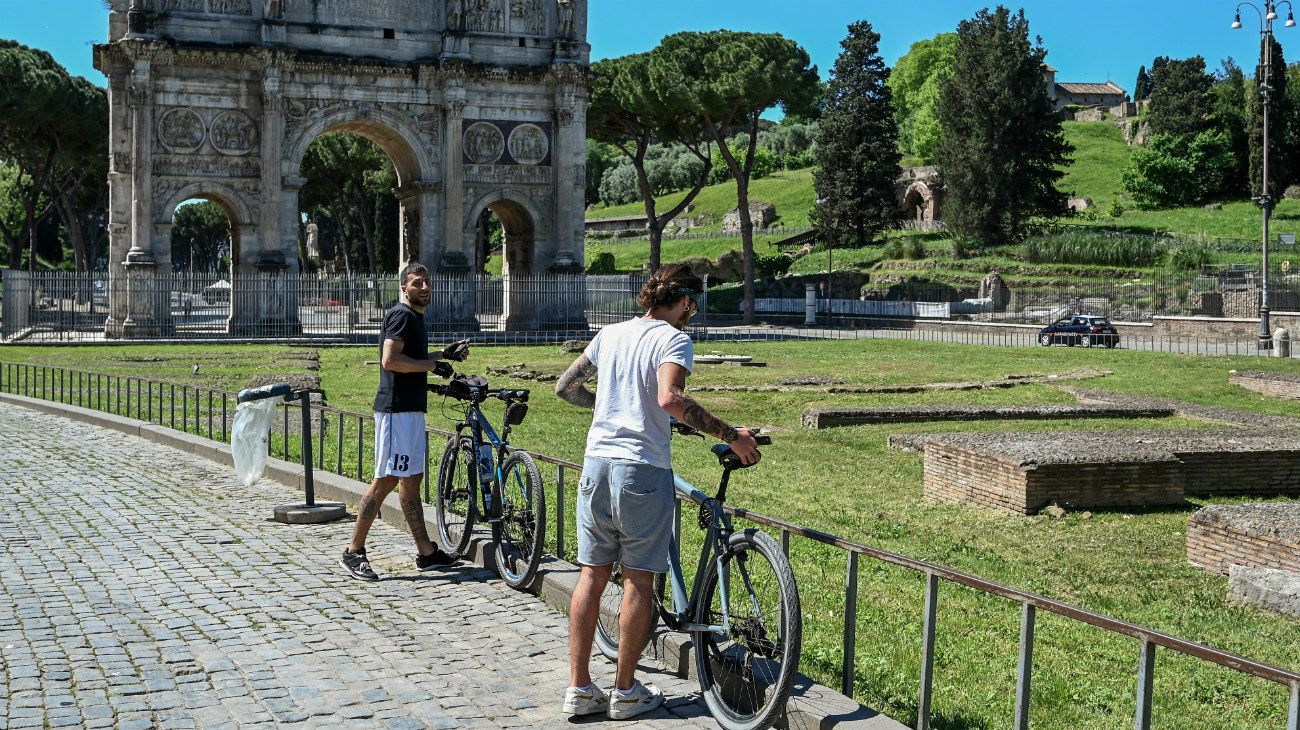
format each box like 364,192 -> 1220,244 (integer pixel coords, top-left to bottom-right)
580,121 -> 1300,277
585,168 -> 817,230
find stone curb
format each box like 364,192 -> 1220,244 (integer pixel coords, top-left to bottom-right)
0,390 -> 905,729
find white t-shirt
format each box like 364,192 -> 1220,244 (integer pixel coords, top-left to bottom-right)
583,317 -> 694,469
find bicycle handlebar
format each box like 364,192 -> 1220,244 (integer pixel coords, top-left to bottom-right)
669,418 -> 771,445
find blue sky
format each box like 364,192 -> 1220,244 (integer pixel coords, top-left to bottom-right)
2,0 -> 1290,94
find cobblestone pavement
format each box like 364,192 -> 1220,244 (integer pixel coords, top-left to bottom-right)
0,404 -> 719,729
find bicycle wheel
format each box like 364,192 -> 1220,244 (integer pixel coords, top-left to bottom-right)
594,566 -> 665,662
693,529 -> 801,730
492,451 -> 545,588
434,436 -> 477,558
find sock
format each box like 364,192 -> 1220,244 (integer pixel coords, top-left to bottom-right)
572,682 -> 594,693
615,685 -> 635,697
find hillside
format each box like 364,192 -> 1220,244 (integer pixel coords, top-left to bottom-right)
585,168 -> 817,231
580,121 -> 1300,276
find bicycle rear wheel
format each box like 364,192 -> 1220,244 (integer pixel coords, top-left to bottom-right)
492,451 -> 545,588
693,529 -> 801,730
594,566 -> 664,662
434,436 -> 477,558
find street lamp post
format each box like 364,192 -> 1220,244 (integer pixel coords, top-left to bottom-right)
815,197 -> 832,326
1234,0 -> 1296,349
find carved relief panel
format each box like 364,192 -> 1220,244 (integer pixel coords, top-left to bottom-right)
508,0 -> 545,35
156,106 -> 259,157
463,120 -> 552,185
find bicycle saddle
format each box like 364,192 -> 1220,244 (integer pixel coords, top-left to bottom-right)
712,443 -> 760,471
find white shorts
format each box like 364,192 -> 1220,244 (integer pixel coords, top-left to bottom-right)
374,411 -> 427,478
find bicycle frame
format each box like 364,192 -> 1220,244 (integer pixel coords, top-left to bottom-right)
661,473 -> 736,637
458,406 -> 511,520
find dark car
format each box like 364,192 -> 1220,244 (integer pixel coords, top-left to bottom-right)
1038,315 -> 1120,348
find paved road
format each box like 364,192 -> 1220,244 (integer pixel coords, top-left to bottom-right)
0,403 -> 718,729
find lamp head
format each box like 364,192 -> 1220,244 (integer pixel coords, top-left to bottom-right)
1267,8 -> 1280,20
1233,12 -> 1244,28
1287,10 -> 1296,26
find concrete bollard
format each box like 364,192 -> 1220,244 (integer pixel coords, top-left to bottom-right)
1273,328 -> 1291,358
805,284 -> 817,325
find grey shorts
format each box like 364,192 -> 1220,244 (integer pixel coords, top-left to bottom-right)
577,456 -> 676,573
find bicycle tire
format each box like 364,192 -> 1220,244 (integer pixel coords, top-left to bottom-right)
693,529 -> 801,730
594,566 -> 665,662
492,451 -> 546,588
434,435 -> 477,558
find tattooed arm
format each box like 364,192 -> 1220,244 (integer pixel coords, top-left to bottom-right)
657,363 -> 759,465
555,355 -> 597,409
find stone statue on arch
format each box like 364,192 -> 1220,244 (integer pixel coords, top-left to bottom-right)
556,0 -> 574,38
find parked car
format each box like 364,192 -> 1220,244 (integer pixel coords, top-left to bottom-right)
1038,315 -> 1120,348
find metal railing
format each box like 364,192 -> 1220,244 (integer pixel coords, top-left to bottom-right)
0,271 -> 655,343
1,359 -> 1296,729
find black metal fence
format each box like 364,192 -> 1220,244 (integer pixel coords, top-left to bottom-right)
0,271 -> 658,343
2,360 -> 1297,729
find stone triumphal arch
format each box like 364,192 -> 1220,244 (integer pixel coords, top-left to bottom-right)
95,0 -> 589,336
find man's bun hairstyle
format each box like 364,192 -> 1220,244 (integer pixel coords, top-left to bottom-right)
637,263 -> 705,310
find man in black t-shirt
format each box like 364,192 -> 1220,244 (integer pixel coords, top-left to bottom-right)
341,262 -> 470,581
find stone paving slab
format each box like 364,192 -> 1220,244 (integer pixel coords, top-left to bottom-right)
0,402 -> 728,729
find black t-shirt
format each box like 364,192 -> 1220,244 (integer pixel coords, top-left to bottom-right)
373,303 -> 428,413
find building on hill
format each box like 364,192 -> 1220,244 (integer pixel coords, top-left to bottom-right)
1044,65 -> 1128,111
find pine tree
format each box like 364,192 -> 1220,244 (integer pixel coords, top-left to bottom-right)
812,20 -> 902,248
1248,36 -> 1292,198
934,6 -> 1072,245
1147,56 -> 1215,141
1135,65 -> 1152,100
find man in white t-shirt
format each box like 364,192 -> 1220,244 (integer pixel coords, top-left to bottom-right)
554,263 -> 759,720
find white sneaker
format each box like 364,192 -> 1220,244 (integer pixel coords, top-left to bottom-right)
607,680 -> 663,720
562,683 -> 609,716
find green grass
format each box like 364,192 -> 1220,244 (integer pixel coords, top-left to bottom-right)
585,168 -> 817,230
5,340 -> 1300,728
585,234 -> 792,274
1059,120 -> 1131,211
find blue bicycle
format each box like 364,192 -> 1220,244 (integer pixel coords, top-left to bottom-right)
593,421 -> 801,730
428,374 -> 544,589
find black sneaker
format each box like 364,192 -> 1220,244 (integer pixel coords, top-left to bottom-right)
341,548 -> 379,581
416,548 -> 457,571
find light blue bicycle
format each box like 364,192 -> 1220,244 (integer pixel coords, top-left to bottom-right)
594,421 -> 801,730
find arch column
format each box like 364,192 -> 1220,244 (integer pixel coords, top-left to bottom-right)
119,49 -> 166,338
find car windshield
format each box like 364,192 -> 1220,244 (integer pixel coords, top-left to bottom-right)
1089,319 -> 1111,327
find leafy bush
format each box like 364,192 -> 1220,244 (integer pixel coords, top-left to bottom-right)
884,237 -> 928,260
1120,130 -> 1236,208
598,163 -> 640,206
585,252 -> 618,274
1022,231 -> 1164,267
1168,245 -> 1212,272
709,140 -> 777,184
1108,199 -> 1126,218
756,254 -> 794,278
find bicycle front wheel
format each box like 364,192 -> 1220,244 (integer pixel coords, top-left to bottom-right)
693,529 -> 801,730
492,451 -> 545,588
434,436 -> 477,558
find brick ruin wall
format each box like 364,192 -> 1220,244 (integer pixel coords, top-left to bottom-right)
1229,371 -> 1300,400
924,444 -> 1300,515
1180,450 -> 1300,498
1187,520 -> 1300,576
922,444 -> 1183,515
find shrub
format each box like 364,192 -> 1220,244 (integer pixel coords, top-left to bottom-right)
1022,231 -> 1164,267
585,252 -> 617,274
598,163 -> 640,206
1120,130 -> 1236,209
756,254 -> 794,278
1168,245 -> 1212,272
884,237 -> 928,260
1108,199 -> 1126,218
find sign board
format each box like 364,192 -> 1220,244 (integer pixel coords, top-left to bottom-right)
1280,233 -> 1297,246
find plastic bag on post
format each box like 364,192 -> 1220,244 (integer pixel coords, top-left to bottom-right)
232,398 -> 279,486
